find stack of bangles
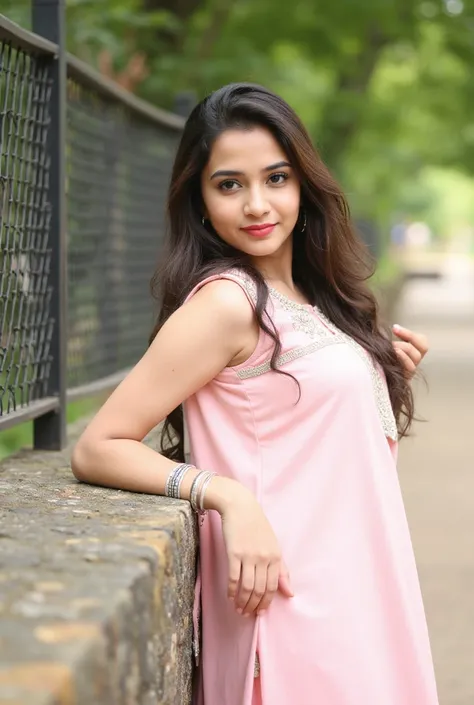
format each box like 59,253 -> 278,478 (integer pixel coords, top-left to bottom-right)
164,463 -> 216,525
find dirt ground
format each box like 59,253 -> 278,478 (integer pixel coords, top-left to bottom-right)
395,254 -> 474,705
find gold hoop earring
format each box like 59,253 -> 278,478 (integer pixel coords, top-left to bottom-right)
299,209 -> 307,233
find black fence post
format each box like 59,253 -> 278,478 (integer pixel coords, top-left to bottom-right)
32,0 -> 67,449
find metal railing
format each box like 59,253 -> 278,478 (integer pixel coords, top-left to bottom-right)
0,4 -> 185,448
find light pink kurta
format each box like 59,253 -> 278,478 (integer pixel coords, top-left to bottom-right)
183,270 -> 439,705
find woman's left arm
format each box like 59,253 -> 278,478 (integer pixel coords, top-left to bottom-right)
391,324 -> 429,378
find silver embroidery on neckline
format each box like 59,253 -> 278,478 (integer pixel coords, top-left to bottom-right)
227,269 -> 258,303
227,272 -> 398,441
256,288 -> 398,441
300,301 -> 398,441
268,287 -> 319,338
236,338 -> 344,379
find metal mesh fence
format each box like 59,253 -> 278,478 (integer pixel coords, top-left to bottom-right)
0,11 -> 184,437
0,39 -> 53,416
66,78 -> 179,389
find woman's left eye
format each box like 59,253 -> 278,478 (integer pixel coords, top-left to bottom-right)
268,172 -> 288,185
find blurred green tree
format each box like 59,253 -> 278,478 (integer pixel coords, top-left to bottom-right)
2,0 -> 474,229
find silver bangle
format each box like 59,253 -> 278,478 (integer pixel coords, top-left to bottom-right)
190,470 -> 208,512
165,463 -> 195,498
172,463 -> 193,499
198,472 -> 216,512
176,464 -> 194,499
165,465 -> 183,497
165,469 -> 173,497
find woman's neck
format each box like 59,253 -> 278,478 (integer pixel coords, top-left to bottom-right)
251,237 -> 295,290
253,259 -> 309,306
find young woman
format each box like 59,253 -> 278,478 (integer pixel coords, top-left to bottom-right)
72,83 -> 438,705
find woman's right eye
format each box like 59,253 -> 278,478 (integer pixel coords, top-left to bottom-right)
218,180 -> 240,191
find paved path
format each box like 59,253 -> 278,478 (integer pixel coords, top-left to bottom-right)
396,254 -> 474,705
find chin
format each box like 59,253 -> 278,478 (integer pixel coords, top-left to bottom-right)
239,241 -> 280,257
249,236 -> 291,257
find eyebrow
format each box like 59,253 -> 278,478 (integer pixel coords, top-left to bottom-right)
210,160 -> 292,180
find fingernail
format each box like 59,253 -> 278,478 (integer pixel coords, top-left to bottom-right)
257,610 -> 266,616
236,608 -> 242,614
392,324 -> 401,331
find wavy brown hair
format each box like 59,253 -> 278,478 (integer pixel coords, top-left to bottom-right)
150,82 -> 413,461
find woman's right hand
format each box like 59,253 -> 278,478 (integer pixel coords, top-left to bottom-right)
218,483 -> 294,616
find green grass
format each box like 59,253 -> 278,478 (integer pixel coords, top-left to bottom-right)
0,394 -> 106,461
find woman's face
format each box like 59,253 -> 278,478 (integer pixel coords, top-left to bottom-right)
200,126 -> 301,261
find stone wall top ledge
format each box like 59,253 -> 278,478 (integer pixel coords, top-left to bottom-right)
0,416 -> 198,705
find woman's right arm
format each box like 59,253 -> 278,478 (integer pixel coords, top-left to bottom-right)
71,279 -> 293,615
71,279 -> 252,499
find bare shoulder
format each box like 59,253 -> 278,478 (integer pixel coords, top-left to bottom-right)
180,277 -> 255,329
148,276 -> 257,367
74,277 -> 258,445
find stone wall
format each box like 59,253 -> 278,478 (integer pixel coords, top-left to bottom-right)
0,418 -> 198,705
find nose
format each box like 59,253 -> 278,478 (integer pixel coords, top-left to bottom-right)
244,185 -> 270,218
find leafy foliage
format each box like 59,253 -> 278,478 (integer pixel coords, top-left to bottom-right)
2,0 -> 474,227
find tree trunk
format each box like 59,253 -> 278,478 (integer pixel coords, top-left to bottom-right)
318,27 -> 389,175
142,0 -> 202,52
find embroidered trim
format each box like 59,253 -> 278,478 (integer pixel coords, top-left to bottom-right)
225,268 -> 258,304
314,309 -> 398,441
269,287 -> 319,338
236,338 -> 342,379
254,653 -> 260,678
241,286 -> 398,441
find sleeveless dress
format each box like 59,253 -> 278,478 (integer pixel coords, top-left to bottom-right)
183,270 -> 439,705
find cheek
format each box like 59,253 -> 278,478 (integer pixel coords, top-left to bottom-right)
208,196 -> 239,228
277,188 -> 300,221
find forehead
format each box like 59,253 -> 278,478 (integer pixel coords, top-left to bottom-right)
205,126 -> 289,171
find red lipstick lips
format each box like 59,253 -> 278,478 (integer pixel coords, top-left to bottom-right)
241,223 -> 276,238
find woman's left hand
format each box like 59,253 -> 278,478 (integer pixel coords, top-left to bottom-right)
392,324 -> 429,378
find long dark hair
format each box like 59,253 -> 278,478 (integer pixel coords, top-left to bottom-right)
150,82 -> 413,461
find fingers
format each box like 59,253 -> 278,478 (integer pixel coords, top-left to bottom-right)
235,562 -> 255,614
277,560 -> 294,598
227,555 -> 241,602
393,340 -> 422,366
230,558 -> 293,617
392,323 -> 429,378
256,561 -> 279,615
394,347 -> 417,377
392,324 -> 429,357
242,563 -> 268,616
